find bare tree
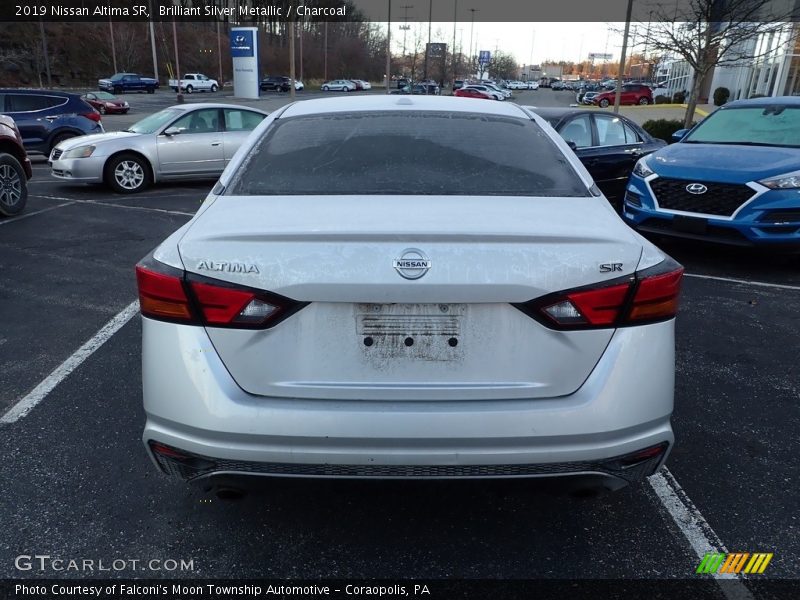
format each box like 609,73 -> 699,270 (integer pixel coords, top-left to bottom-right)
635,0 -> 798,127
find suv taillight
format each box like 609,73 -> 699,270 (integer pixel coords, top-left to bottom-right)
81,110 -> 102,123
135,254 -> 307,329
513,257 -> 683,330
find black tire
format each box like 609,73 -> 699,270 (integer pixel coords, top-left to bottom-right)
147,87 -> 155,94
0,153 -> 28,217
98,105 -> 106,115
322,85 -> 329,91
185,85 -> 193,94
211,84 -> 218,92
639,97 -> 649,105
113,86 -> 122,95
104,153 -> 151,194
50,132 -> 75,153
599,98 -> 610,108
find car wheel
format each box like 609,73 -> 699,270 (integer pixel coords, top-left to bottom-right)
113,86 -> 122,95
105,153 -> 151,194
147,88 -> 155,94
98,105 -> 106,115
0,153 -> 28,217
638,97 -> 650,105
211,84 -> 218,92
599,98 -> 610,108
185,85 -> 193,94
50,132 -> 75,153
322,86 -> 329,91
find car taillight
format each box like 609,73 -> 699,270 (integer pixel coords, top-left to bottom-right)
513,257 -> 683,330
81,111 -> 101,123
135,254 -> 306,329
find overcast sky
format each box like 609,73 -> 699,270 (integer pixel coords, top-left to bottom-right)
386,21 -> 633,66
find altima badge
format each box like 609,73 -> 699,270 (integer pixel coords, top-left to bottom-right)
686,183 -> 708,195
197,260 -> 259,274
393,249 -> 431,280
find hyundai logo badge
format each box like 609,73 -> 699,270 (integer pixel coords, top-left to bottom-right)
686,183 -> 708,195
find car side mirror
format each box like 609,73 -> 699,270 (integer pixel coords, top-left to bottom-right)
671,128 -> 689,143
163,126 -> 181,137
566,140 -> 578,152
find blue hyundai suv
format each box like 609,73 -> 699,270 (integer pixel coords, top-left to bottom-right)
0,89 -> 103,155
623,96 -> 800,247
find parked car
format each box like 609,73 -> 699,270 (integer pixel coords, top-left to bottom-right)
527,81 -> 540,90
260,76 -> 292,92
396,78 -> 410,89
623,96 -> 800,247
484,82 -> 511,98
321,80 -> 356,92
507,81 -> 526,90
98,73 -> 158,94
0,114 -> 32,217
82,91 -> 129,115
453,88 -> 493,100
453,79 -> 465,90
294,80 -> 305,91
0,89 -> 103,155
580,91 -> 600,105
49,104 -> 267,194
593,84 -> 653,107
529,107 -> 666,210
169,73 -> 219,94
138,95 -> 682,494
550,80 -> 565,90
463,85 -> 504,101
415,82 -> 440,95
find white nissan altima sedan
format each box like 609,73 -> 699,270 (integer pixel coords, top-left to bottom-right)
137,96 -> 683,493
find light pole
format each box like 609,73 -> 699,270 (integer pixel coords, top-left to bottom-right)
400,4 -> 413,70
614,0 -> 634,114
172,19 -> 183,102
109,18 -> 118,73
468,8 -> 477,77
386,0 -> 392,93
451,0 -> 457,85
148,0 -> 158,82
323,21 -> 328,81
423,0 -> 432,80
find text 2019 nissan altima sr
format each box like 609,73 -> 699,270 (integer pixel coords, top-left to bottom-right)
623,97 -> 800,248
136,96 -> 683,493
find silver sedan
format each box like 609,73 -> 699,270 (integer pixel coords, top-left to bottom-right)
49,103 -> 268,193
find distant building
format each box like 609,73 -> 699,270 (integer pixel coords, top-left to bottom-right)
654,23 -> 800,102
520,64 -> 542,81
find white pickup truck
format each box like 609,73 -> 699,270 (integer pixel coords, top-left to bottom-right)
168,73 -> 219,93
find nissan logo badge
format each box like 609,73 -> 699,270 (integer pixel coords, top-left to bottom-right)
393,249 -> 431,280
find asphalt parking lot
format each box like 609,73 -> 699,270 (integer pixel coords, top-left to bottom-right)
1,88 -> 799,595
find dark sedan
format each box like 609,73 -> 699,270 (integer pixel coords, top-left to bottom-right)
526,107 -> 666,210
82,91 -> 129,115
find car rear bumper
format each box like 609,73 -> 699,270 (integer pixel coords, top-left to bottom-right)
142,316 -> 675,486
49,156 -> 105,183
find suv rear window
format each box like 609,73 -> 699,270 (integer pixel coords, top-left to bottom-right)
227,110 -> 590,197
6,94 -> 67,112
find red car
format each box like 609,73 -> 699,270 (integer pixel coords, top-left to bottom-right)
454,88 -> 493,100
81,91 -> 130,115
592,84 -> 653,108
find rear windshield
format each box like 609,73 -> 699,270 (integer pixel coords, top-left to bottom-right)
226,110 -> 590,197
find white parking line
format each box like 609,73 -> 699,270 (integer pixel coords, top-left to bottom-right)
0,202 -> 75,225
30,194 -> 194,217
685,273 -> 800,291
0,301 -> 140,424
649,468 -> 754,600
